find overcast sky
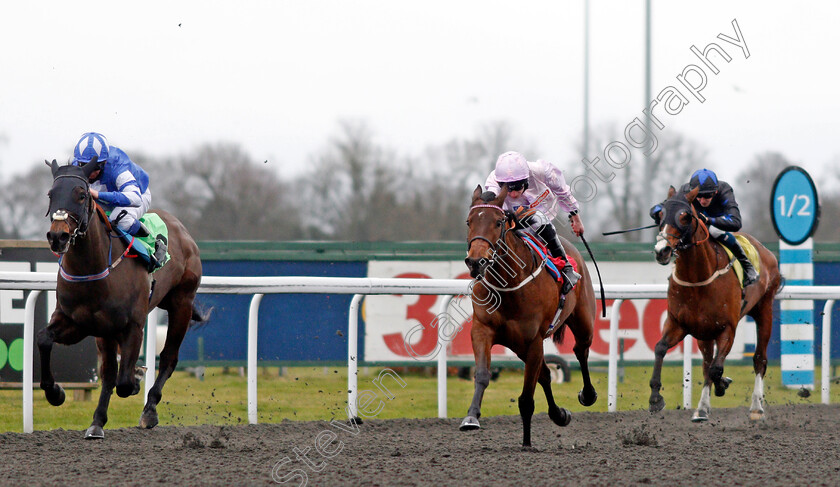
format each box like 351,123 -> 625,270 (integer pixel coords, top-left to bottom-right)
1,1 -> 838,191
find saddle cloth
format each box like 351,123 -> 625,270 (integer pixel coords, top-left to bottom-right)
519,233 -> 578,283
111,212 -> 171,272
719,234 -> 761,289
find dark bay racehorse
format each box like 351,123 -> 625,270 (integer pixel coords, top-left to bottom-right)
650,185 -> 781,421
462,186 -> 598,447
42,159 -> 205,439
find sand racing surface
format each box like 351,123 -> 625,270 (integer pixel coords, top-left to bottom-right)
2,404 -> 839,486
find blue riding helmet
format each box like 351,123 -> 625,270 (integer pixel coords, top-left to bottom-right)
73,132 -> 110,166
689,168 -> 719,195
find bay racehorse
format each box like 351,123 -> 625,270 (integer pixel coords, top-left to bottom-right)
462,185 -> 598,447
650,185 -> 781,421
42,159 -> 206,439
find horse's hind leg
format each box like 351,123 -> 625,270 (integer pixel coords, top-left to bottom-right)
141,294 -> 196,428
538,362 -> 571,427
85,338 -> 118,439
692,339 -> 715,422
748,294 -> 774,421
649,317 -> 686,413
566,314 -> 597,407
36,311 -> 88,407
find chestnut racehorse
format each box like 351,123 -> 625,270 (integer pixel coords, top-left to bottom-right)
650,185 -> 781,421
42,159 -> 206,439
462,186 -> 598,447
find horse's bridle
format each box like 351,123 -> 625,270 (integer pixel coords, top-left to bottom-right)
48,173 -> 93,245
657,198 -> 710,255
467,204 -> 511,268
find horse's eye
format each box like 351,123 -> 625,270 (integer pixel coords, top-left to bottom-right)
465,219 -> 470,226
496,219 -> 504,227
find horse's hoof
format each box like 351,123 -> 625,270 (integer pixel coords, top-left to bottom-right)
549,407 -> 571,427
45,386 -> 66,407
749,410 -> 765,422
691,410 -> 709,422
578,389 -> 598,407
648,395 -> 665,413
459,416 -> 481,431
139,410 -> 159,429
84,425 -> 105,440
714,377 -> 733,397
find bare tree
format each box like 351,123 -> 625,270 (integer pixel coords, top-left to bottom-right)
582,126 -> 706,241
0,162 -> 54,239
150,143 -> 303,240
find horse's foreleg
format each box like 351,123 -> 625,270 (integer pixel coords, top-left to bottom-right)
518,339 -> 544,448
86,338 -> 118,439
692,339 -> 715,422
36,311 -> 87,407
649,317 -> 685,413
459,322 -> 494,432
141,298 -> 193,429
710,327 -> 736,397
115,323 -> 144,398
748,295 -> 774,421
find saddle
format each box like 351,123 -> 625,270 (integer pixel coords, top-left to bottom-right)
518,232 -> 579,285
717,235 -> 761,289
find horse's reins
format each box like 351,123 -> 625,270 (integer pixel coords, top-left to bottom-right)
468,204 -> 546,292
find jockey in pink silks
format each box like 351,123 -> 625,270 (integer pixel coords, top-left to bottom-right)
484,151 -> 584,294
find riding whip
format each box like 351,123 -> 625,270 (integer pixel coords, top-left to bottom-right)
602,223 -> 659,236
579,234 -> 606,318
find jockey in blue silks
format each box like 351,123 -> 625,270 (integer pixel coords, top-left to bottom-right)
72,132 -> 166,266
650,168 -> 758,287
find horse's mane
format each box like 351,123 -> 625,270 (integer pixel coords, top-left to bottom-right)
477,190 -> 522,231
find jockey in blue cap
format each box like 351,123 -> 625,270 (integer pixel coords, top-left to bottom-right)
650,168 -> 758,286
72,132 -> 166,266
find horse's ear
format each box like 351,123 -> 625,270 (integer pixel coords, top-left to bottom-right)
686,186 -> 700,203
81,156 -> 102,179
48,159 -> 59,176
494,185 -> 508,205
473,185 -> 483,201
667,185 -> 676,199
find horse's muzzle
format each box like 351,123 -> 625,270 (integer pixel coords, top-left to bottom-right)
465,257 -> 488,279
655,246 -> 672,265
46,229 -> 70,254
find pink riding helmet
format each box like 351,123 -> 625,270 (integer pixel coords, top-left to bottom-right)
494,151 -> 529,182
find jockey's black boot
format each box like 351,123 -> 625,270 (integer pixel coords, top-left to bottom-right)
719,232 -> 758,286
151,234 -> 168,270
538,224 -> 580,295
134,222 -> 151,238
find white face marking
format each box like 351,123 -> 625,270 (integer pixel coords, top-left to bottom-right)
654,232 -> 669,253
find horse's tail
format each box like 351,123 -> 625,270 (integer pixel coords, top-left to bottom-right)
189,302 -> 213,330
551,322 -> 568,345
775,274 -> 786,296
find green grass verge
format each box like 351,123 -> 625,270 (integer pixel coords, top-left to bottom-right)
1,364 -> 837,433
